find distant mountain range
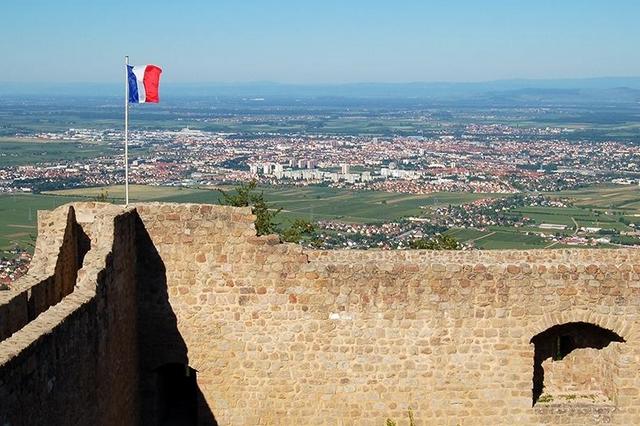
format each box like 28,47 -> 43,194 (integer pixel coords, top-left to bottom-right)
1,77 -> 640,105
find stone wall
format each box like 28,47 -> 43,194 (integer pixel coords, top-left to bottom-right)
534,322 -> 625,404
1,202 -> 640,426
135,203 -> 640,425
0,204 -> 140,426
542,346 -> 616,398
0,206 -> 89,341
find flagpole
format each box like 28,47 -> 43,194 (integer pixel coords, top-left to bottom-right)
124,55 -> 129,205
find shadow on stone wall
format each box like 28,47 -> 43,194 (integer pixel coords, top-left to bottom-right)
27,206 -> 91,327
50,210 -> 91,303
0,207 -> 92,342
135,214 -> 218,426
530,322 -> 625,405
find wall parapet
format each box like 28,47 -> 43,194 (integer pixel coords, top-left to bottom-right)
306,246 -> 640,266
0,201 -> 639,426
0,205 -> 92,341
0,203 -> 140,426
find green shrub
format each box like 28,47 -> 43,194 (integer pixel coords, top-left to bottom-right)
409,234 -> 460,250
219,181 -> 281,236
281,218 -> 318,245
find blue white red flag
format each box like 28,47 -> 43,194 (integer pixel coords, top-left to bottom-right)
127,65 -> 162,103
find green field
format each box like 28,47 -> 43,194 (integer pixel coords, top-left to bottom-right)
255,187 -> 505,223
0,139 -> 114,167
0,193 -> 86,251
444,228 -> 491,241
552,184 -> 640,211
475,230 -> 549,250
512,206 -> 580,227
0,185 -> 500,251
445,227 -> 550,250
45,185 -> 506,224
46,185 -> 212,202
439,184 -> 640,249
3,183 -> 640,252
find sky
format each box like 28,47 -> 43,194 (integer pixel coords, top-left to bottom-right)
1,0 -> 640,84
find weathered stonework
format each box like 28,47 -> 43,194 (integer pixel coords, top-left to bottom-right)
1,202 -> 639,425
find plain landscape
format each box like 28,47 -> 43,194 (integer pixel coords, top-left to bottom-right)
0,79 -> 640,262
1,81 -> 640,264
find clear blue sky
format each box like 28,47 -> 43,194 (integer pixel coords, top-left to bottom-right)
2,0 -> 639,83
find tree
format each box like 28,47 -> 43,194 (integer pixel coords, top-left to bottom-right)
409,234 -> 460,250
218,181 -> 281,236
281,218 -> 318,245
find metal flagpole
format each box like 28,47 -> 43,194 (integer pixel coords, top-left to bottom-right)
124,55 -> 129,205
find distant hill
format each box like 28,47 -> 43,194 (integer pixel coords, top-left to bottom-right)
1,77 -> 640,105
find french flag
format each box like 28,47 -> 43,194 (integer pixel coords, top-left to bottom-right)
127,65 -> 162,103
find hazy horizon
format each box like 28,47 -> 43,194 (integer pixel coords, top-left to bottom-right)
2,75 -> 640,85
2,76 -> 640,101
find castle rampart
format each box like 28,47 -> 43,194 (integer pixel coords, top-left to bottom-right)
0,204 -> 139,425
1,202 -> 639,425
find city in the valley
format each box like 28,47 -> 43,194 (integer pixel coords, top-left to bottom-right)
2,87 -> 640,284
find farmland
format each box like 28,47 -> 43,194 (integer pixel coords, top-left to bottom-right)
44,184 -> 505,223
0,139 -> 114,167
1,183 -> 639,251
3,185 -> 505,251
551,184 -> 640,211
0,193 -> 85,251
441,185 -> 640,249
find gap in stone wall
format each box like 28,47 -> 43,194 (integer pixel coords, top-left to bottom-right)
530,322 -> 625,407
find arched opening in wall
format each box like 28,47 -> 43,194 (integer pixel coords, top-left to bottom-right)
530,322 -> 625,407
154,363 -> 198,426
